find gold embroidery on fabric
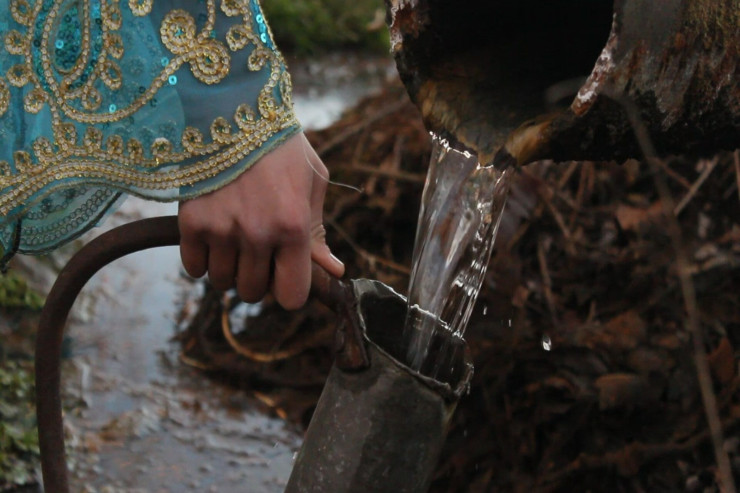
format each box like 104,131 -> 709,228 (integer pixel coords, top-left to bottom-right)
152,137 -> 173,158
181,127 -> 203,152
160,9 -> 198,55
106,135 -> 124,156
24,89 -> 48,114
0,0 -> 298,216
13,151 -> 32,173
7,64 -> 30,87
226,25 -> 250,51
10,0 -> 33,27
4,30 -> 26,55
84,127 -> 104,151
128,0 -> 152,17
0,78 -> 9,117
127,139 -> 144,161
33,138 -> 54,161
160,6 -> 231,85
220,0 -> 242,17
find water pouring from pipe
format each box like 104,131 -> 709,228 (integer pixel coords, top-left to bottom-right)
403,134 -> 512,378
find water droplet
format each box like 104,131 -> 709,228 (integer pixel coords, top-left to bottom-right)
482,305 -> 487,315
541,335 -> 552,351
508,319 -> 512,327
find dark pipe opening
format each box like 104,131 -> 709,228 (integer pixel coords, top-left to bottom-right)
394,0 -> 614,154
354,281 -> 471,395
434,0 -> 613,97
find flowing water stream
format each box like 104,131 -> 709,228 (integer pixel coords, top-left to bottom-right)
403,135 -> 511,377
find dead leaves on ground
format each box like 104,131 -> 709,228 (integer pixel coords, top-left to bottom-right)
437,153 -> 740,492
178,81 -> 740,491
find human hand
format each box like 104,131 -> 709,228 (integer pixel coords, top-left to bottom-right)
178,132 -> 345,310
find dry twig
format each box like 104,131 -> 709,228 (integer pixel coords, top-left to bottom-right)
338,163 -> 426,183
316,98 -> 408,157
541,416 -> 740,486
537,236 -> 559,326
674,157 -> 719,216
617,91 -> 737,493
734,150 -> 740,204
327,217 -> 411,275
220,298 -> 328,362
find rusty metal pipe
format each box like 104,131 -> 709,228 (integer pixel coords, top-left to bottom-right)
286,279 -> 473,493
36,217 -> 180,492
35,216 -> 363,492
385,0 -> 739,165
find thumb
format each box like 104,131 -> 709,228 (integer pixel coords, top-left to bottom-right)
304,135 -> 344,278
311,222 -> 345,278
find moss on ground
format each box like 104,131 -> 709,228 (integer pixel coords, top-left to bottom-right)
262,0 -> 389,54
0,274 -> 44,490
0,361 -> 38,491
0,273 -> 44,311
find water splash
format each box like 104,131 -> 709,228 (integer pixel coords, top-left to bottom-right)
403,134 -> 511,376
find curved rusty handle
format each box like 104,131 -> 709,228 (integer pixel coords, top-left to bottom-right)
35,215 -> 366,493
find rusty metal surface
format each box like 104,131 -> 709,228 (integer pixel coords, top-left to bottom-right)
385,0 -> 739,166
34,216 -> 363,492
309,263 -> 370,371
286,279 -> 473,493
36,217 -> 181,493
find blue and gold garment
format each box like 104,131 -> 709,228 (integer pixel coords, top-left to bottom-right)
0,0 -> 300,262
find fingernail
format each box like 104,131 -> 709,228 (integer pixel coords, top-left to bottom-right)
330,253 -> 344,267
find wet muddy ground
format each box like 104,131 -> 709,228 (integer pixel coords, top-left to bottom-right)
15,198 -> 298,492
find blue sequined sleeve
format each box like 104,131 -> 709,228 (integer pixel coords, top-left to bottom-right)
0,0 -> 301,261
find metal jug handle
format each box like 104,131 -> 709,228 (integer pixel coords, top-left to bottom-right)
35,215 -> 368,493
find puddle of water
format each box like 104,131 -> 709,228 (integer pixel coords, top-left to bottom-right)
52,199 -> 299,491
403,135 -> 511,376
